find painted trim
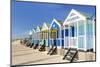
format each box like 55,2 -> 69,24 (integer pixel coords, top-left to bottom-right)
59,27 -> 62,48
63,9 -> 86,26
84,20 -> 87,51
49,18 -> 61,30
32,28 -> 36,33
93,19 -> 95,52
77,21 -> 79,50
41,22 -> 49,31
36,26 -> 41,32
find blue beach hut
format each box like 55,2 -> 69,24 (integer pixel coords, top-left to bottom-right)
49,19 -> 64,55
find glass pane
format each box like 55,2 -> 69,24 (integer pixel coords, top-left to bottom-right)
62,30 -> 64,38
72,27 -> 74,37
70,26 -> 75,37
62,39 -> 64,47
65,29 -> 68,36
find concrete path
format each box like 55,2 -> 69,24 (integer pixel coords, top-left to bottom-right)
12,40 -> 68,65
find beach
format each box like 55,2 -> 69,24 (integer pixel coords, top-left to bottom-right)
12,40 -> 68,65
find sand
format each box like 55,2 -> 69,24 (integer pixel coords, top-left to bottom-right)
12,40 -> 69,65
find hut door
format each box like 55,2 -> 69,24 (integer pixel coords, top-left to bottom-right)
51,30 -> 57,46
70,26 -> 77,48
65,28 -> 69,48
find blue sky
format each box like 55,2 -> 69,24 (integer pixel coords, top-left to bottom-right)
12,0 -> 96,39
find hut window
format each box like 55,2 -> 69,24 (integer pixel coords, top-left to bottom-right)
72,27 -> 74,37
65,29 -> 68,36
62,30 -> 64,38
57,30 -> 59,38
69,26 -> 75,37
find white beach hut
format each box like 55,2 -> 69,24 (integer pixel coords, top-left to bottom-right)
31,28 -> 36,45
28,30 -> 33,40
63,9 -> 95,61
34,26 -> 41,46
40,22 -> 50,51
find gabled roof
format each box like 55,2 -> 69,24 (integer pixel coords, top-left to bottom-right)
32,28 -> 36,33
78,11 -> 92,19
36,26 -> 41,32
49,18 -> 62,29
47,23 -> 50,28
57,20 -> 63,26
63,9 -> 90,25
41,22 -> 49,31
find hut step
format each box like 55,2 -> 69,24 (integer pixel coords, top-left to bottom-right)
63,48 -> 78,63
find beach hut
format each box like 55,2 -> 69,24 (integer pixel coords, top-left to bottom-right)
39,22 -> 50,51
49,19 -> 64,55
32,28 -> 36,40
25,30 -> 33,47
29,30 -> 33,38
32,28 -> 37,47
33,26 -> 41,49
29,28 -> 36,48
63,9 -> 95,61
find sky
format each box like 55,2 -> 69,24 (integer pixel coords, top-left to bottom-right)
12,0 -> 96,39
